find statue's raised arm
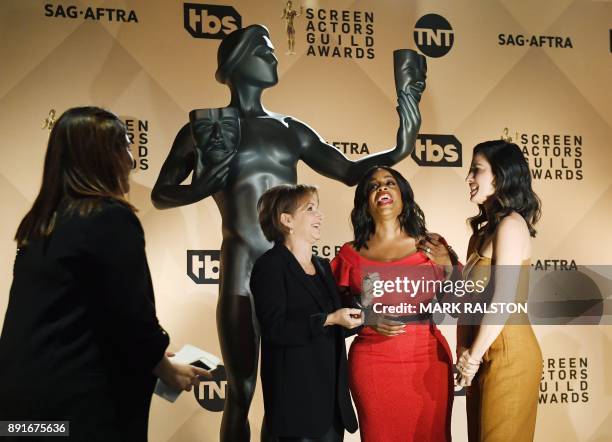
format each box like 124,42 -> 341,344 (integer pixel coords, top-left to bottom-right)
295,49 -> 426,186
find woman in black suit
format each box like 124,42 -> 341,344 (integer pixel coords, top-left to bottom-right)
250,184 -> 363,442
0,107 -> 209,441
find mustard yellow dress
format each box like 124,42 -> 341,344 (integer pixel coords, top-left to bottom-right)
458,252 -> 542,442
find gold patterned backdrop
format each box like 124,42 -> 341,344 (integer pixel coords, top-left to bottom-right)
1,0 -> 611,440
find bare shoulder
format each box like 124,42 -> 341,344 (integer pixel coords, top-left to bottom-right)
498,212 -> 529,236
494,212 -> 531,258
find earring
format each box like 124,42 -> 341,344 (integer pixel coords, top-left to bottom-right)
290,228 -> 294,234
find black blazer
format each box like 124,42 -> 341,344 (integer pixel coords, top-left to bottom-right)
0,200 -> 169,441
250,243 -> 358,438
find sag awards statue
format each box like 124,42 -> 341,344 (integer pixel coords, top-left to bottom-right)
281,1 -> 303,54
152,24 -> 426,442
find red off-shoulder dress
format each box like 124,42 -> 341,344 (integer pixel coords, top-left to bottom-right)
331,243 -> 453,442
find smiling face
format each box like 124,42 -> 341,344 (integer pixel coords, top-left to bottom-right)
281,192 -> 323,244
366,168 -> 403,221
466,153 -> 496,204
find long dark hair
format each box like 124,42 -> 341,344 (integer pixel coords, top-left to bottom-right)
351,166 -> 427,250
468,140 -> 541,238
15,106 -> 134,246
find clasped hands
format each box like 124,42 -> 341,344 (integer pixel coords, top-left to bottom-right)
455,347 -> 482,387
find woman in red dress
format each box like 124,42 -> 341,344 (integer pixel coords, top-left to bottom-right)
331,166 -> 457,442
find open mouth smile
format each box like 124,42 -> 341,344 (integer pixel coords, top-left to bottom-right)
376,192 -> 393,206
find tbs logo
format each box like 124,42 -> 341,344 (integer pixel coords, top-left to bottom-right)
187,250 -> 220,284
412,135 -> 462,167
184,3 -> 241,39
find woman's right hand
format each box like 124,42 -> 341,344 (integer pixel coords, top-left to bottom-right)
153,356 -> 212,392
371,315 -> 406,337
325,308 -> 363,329
455,348 -> 482,387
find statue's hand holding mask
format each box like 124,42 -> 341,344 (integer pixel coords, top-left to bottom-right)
190,107 -> 240,163
390,49 -> 427,157
189,107 -> 240,190
393,49 -> 427,103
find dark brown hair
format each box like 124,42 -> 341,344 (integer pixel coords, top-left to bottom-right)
15,106 -> 134,246
257,184 -> 318,244
468,140 -> 542,238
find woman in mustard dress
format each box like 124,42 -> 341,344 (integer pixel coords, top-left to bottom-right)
456,140 -> 543,442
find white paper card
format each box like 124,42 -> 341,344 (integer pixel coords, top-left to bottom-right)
154,345 -> 221,403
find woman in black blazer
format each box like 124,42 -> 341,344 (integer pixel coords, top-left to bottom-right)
0,107 -> 209,441
250,184 -> 363,441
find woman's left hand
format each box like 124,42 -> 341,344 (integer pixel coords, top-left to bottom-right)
455,348 -> 482,387
417,233 -> 452,267
456,372 -> 475,387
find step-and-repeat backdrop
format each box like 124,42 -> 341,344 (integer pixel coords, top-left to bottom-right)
1,1 -> 611,441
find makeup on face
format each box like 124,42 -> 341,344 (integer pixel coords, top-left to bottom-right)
466,154 -> 495,204
367,170 -> 402,215
286,194 -> 324,242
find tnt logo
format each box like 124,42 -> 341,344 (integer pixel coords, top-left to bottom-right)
193,363 -> 227,412
183,3 -> 240,39
413,14 -> 454,58
412,135 -> 462,167
187,250 -> 220,284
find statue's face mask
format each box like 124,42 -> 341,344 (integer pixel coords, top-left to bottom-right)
190,107 -> 241,164
393,50 -> 427,102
